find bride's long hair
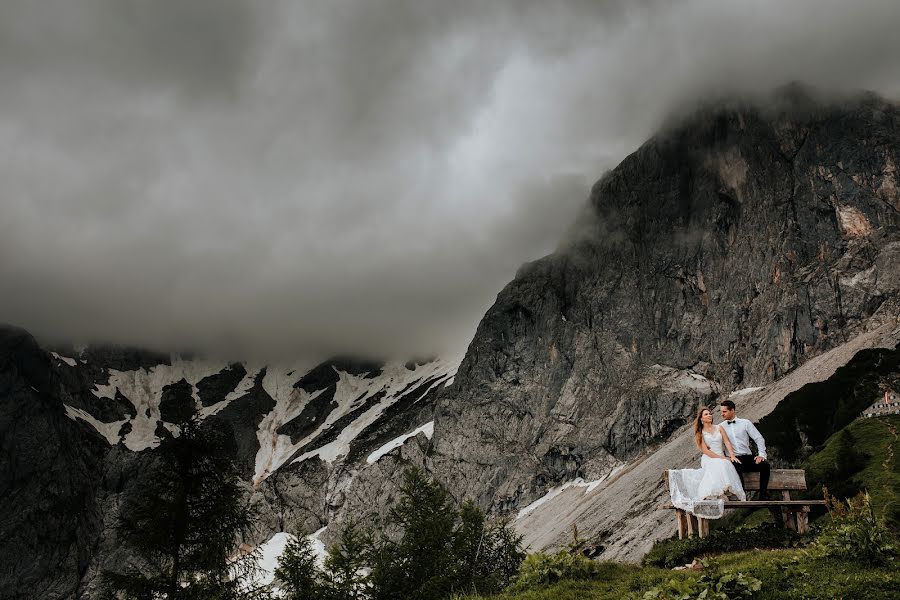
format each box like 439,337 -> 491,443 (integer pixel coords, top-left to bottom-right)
693,407 -> 711,449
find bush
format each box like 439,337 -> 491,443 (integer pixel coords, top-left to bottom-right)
644,523 -> 804,569
813,491 -> 898,565
507,551 -> 601,591
639,567 -> 761,600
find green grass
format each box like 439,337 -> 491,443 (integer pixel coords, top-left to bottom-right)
456,561 -> 699,600
709,549 -> 899,600
461,550 -> 900,599
804,414 -> 900,524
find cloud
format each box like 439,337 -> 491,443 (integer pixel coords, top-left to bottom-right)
1,0 -> 899,360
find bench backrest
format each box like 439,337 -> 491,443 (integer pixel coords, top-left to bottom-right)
663,469 -> 808,491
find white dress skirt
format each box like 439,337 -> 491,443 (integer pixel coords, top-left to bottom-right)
668,427 -> 746,519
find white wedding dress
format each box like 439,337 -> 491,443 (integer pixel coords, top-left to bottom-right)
668,427 -> 746,519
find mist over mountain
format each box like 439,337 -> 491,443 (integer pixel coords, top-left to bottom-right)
2,1 -> 900,360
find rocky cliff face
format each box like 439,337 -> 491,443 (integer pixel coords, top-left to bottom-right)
2,88 -> 899,598
429,89 -> 900,517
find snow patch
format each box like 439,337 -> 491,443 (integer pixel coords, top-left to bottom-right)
92,358 -> 245,451
63,405 -> 127,445
251,360 -> 323,484
254,532 -> 295,588
199,366 -> 261,418
290,361 -> 456,467
729,386 -> 764,398
366,421 -> 434,464
51,352 -> 78,367
309,526 -> 327,568
251,526 -> 328,590
516,464 -> 626,520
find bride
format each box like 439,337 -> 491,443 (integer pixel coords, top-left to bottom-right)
668,407 -> 746,518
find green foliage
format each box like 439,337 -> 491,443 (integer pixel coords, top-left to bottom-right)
369,467 -> 525,599
275,534 -> 322,600
506,551 -> 601,591
804,415 -> 900,527
812,491 -> 898,564
460,548 -> 900,599
369,466 -> 459,599
275,467 -> 524,600
323,519 -> 373,600
643,523 -> 804,569
450,502 -> 526,595
102,414 -> 264,599
639,567 -> 761,600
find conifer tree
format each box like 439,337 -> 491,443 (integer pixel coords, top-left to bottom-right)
102,413 -> 263,599
322,519 -> 372,600
370,467 -> 457,600
274,534 -> 322,600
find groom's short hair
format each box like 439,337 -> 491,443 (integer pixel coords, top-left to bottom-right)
721,400 -> 736,411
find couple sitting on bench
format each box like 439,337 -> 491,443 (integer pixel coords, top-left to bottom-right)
668,400 -> 770,519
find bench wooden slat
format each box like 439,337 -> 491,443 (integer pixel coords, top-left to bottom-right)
664,500 -> 825,509
722,500 -> 824,507
742,470 -> 806,490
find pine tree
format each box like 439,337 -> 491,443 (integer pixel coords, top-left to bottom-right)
450,500 -> 487,593
102,413 -> 264,599
481,518 -> 525,590
450,502 -> 525,596
274,534 -> 322,600
370,467 -> 457,600
322,519 -> 372,600
367,467 -> 525,600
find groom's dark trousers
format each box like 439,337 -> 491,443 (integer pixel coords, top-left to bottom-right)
734,455 -> 770,499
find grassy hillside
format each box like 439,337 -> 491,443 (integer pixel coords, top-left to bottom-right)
459,549 -> 899,599
804,414 -> 900,524
463,416 -> 900,600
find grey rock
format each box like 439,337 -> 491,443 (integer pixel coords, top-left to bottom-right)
429,89 -> 900,517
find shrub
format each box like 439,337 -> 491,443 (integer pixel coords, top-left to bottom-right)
813,490 -> 898,565
639,567 -> 761,600
507,551 -> 601,591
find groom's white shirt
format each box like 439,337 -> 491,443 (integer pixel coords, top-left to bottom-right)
720,418 -> 767,459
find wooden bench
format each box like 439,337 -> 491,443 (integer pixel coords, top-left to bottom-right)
662,469 -> 827,538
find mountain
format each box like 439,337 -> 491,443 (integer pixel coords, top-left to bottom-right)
0,330 -> 459,599
424,86 -> 900,552
2,87 -> 900,598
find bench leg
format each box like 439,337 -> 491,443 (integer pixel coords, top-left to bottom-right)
796,507 -> 810,535
676,509 -> 687,539
781,507 -> 798,532
697,517 -> 709,538
686,513 -> 696,537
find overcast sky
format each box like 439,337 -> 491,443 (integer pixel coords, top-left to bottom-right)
1,0 -> 899,360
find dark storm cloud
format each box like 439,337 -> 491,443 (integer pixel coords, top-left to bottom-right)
1,0 -> 899,360
0,0 -> 259,98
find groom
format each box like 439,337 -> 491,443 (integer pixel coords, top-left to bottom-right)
720,400 -> 770,499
